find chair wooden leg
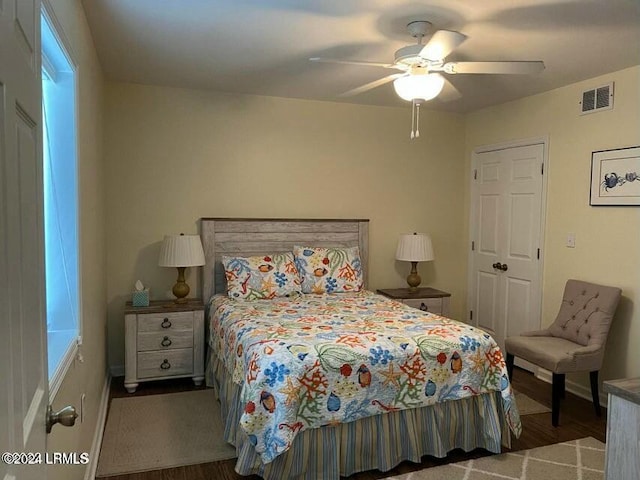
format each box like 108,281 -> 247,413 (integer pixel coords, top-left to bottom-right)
590,371 -> 602,417
551,373 -> 564,427
559,374 -> 566,399
506,353 -> 514,381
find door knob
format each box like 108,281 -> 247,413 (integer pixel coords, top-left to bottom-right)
492,262 -> 509,272
46,405 -> 78,433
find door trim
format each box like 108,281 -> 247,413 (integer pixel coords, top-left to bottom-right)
83,372 -> 111,480
466,136 -> 550,335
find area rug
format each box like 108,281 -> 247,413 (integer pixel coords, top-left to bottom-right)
514,390 -> 551,415
96,389 -> 236,477
384,437 -> 605,480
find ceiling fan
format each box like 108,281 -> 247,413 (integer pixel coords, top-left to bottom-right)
310,20 -> 545,104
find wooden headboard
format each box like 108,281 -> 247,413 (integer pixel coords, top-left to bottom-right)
199,218 -> 369,301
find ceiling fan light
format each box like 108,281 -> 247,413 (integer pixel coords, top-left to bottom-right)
393,73 -> 445,101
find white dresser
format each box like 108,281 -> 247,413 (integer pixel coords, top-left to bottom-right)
603,377 -> 640,479
124,299 -> 205,393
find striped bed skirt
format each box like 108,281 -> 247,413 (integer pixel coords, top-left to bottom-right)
206,353 -> 512,480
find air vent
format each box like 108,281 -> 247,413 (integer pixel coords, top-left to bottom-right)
580,82 -> 613,115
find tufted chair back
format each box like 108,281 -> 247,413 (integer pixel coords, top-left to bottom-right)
547,279 -> 621,348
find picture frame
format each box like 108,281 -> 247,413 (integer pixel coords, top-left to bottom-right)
590,145 -> 640,206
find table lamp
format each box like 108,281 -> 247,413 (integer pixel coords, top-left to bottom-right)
395,233 -> 434,292
158,233 -> 205,303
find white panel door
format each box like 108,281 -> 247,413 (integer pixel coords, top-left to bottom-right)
0,1 -> 47,479
469,143 -> 544,357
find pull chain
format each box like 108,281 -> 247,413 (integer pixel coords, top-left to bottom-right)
409,100 -> 422,140
410,99 -> 416,139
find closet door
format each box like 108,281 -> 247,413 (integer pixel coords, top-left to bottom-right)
469,143 -> 545,359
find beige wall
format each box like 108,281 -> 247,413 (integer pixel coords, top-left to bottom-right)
104,83 -> 467,369
465,66 -> 640,389
45,1 -> 107,479
27,4 -> 640,472
101,55 -> 638,417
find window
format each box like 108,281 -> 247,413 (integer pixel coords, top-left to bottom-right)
41,9 -> 80,398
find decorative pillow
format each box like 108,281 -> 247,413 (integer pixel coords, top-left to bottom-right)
222,252 -> 301,300
293,245 -> 364,294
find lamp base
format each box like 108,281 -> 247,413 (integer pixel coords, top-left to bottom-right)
172,266 -> 190,303
406,261 -> 422,292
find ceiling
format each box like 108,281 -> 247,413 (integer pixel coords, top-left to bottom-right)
81,0 -> 640,113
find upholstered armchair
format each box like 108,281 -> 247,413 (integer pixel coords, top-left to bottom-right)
505,279 -> 621,426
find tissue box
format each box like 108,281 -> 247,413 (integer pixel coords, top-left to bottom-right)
132,289 -> 150,307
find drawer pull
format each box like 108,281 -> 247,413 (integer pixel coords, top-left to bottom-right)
161,318 -> 172,329
161,336 -> 172,347
420,303 -> 428,312
160,359 -> 171,370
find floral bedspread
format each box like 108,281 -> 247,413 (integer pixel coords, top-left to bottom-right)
209,290 -> 521,463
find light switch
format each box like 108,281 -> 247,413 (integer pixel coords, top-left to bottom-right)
566,233 -> 576,248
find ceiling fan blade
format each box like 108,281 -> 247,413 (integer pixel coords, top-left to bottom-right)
438,78 -> 462,102
444,61 -> 545,74
310,57 -> 405,70
339,73 -> 405,97
419,30 -> 467,61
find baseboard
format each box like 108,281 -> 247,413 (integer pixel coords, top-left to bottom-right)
109,364 -> 124,377
535,368 -> 609,409
84,371 -> 111,480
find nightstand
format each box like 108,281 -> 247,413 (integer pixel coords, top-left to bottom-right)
377,287 -> 451,316
124,299 -> 205,393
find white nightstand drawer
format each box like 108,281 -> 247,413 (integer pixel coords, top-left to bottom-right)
137,348 -> 193,378
137,311 -> 193,333
403,298 -> 443,314
378,288 -> 451,318
137,330 -> 194,352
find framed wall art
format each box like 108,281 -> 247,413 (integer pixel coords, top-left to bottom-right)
590,145 -> 640,206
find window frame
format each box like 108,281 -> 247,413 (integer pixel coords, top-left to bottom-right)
41,1 -> 83,401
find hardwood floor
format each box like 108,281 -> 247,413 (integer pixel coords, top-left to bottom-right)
103,369 -> 606,480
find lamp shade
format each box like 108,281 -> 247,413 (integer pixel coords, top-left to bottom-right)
393,73 -> 445,102
158,234 -> 205,267
396,233 -> 434,262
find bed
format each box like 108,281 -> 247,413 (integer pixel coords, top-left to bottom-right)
200,218 -> 521,480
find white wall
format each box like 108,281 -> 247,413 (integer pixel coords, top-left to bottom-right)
44,1 -> 107,479
104,82 -> 468,370
465,65 -> 640,390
